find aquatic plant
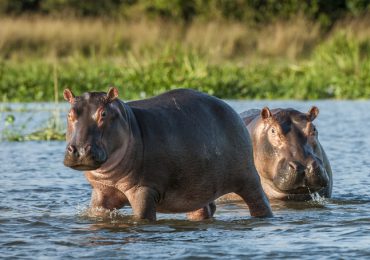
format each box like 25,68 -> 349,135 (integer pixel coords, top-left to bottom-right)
0,63 -> 65,141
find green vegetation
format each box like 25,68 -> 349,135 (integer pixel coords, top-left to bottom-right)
1,0 -> 369,27
1,29 -> 370,102
1,117 -> 64,141
1,110 -> 64,141
1,1 -> 369,102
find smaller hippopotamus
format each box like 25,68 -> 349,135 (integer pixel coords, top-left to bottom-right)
237,107 -> 332,201
63,88 -> 272,221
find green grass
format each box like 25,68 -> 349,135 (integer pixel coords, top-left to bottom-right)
1,32 -> 370,103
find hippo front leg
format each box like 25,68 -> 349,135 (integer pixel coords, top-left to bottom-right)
125,186 -> 158,221
89,187 -> 128,215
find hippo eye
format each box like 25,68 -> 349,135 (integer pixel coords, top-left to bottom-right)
101,110 -> 107,118
271,128 -> 276,134
311,126 -> 317,136
68,110 -> 75,121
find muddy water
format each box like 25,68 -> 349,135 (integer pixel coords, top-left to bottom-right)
1,100 -> 370,259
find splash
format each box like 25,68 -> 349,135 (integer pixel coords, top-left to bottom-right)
75,204 -> 125,220
309,192 -> 327,205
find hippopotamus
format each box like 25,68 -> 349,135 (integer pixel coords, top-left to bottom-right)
63,88 -> 272,221
236,107 -> 333,201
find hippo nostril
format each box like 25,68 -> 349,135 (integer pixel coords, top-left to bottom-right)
67,145 -> 76,154
288,161 -> 305,174
81,145 -> 92,157
84,145 -> 91,154
288,161 -> 298,171
67,145 -> 78,156
67,145 -> 74,153
307,160 -> 318,171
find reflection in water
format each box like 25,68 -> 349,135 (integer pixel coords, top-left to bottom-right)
1,101 -> 370,258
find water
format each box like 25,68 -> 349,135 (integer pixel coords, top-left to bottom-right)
1,100 -> 370,259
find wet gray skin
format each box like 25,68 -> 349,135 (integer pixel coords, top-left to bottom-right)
241,107 -> 333,201
63,88 -> 272,221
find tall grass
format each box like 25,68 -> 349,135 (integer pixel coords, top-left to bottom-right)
1,37 -> 370,102
0,16 -> 370,102
0,16 -> 322,60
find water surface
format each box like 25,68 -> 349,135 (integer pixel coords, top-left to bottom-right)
1,100 -> 370,259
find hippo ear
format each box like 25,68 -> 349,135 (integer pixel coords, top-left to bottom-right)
307,106 -> 319,121
63,88 -> 75,104
261,107 -> 272,120
106,87 -> 119,103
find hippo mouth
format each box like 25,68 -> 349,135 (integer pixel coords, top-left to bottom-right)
283,186 -> 310,194
273,168 -> 328,196
275,186 -> 325,195
273,182 -> 322,195
63,157 -> 106,171
66,164 -> 101,171
282,186 -> 323,194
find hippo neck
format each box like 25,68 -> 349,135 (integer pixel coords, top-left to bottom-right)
87,100 -> 143,182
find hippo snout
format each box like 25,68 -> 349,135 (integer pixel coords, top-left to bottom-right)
273,159 -> 305,189
64,143 -> 107,171
304,160 -> 329,190
66,144 -> 93,158
274,158 -> 329,193
288,161 -> 305,175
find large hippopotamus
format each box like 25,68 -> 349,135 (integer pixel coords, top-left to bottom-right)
63,88 -> 272,221
237,107 -> 333,201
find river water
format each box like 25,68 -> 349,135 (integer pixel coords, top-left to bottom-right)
1,100 -> 370,259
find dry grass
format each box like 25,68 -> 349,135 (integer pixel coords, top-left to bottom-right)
1,15 -> 369,62
0,15 -> 334,61
331,15 -> 370,41
256,17 -> 321,59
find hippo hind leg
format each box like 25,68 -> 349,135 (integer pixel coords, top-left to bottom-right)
236,185 -> 273,217
235,170 -> 273,217
186,202 -> 216,221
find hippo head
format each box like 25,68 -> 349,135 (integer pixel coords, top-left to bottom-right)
63,87 -> 125,171
251,106 -> 329,198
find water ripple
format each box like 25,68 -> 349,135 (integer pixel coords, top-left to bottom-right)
1,101 -> 370,258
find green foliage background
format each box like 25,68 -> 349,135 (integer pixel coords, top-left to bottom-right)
1,0 -> 369,26
0,0 -> 370,101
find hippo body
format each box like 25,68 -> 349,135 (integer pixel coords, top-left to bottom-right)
226,107 -> 332,201
63,88 -> 272,220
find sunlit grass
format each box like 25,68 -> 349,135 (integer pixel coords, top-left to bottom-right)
1,34 -> 370,103
0,16 -> 321,60
0,16 -> 369,103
